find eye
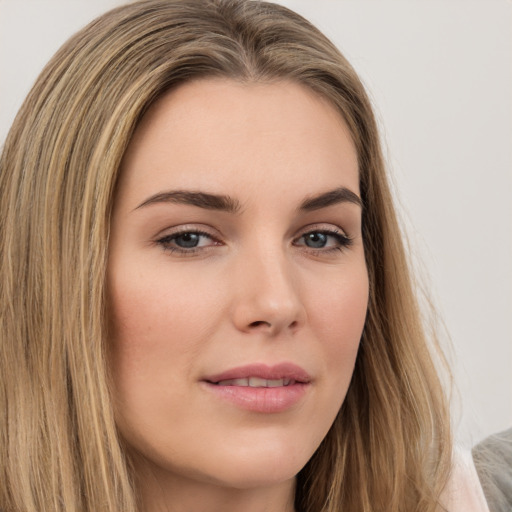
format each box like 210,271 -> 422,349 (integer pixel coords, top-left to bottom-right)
294,229 -> 353,252
156,229 -> 220,254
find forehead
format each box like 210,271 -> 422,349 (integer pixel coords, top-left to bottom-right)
117,78 -> 359,210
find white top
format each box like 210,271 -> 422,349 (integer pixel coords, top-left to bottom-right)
441,448 -> 489,512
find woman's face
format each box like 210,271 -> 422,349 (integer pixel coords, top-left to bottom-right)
108,79 -> 368,493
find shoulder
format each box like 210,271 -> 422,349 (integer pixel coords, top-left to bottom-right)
441,447 -> 490,512
472,428 -> 512,512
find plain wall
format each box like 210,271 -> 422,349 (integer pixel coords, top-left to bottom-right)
1,0 -> 511,448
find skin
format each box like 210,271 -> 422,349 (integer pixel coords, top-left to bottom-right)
108,78 -> 369,512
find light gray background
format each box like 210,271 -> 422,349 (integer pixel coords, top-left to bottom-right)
1,0 -> 511,448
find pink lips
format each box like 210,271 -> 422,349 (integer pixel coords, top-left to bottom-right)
202,363 -> 311,413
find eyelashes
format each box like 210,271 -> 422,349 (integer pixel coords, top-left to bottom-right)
155,226 -> 353,256
155,229 -> 221,255
294,229 -> 353,252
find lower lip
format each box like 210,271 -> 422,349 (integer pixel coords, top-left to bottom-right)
202,382 -> 309,413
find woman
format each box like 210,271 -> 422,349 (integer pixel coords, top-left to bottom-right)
0,1 -> 485,511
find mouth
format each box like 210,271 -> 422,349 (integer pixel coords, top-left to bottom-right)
202,363 -> 311,413
213,377 -> 297,387
204,362 -> 311,387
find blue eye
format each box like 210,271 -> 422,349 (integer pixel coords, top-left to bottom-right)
173,232 -> 202,248
156,230 -> 217,253
296,229 -> 352,252
303,232 -> 329,248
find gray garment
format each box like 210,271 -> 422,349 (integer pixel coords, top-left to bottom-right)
473,428 -> 512,512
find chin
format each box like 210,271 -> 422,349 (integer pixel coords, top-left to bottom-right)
186,431 -> 319,489
183,458 -> 302,491
132,427 -> 318,492
219,457 -> 302,489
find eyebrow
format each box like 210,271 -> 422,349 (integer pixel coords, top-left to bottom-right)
299,187 -> 362,211
135,190 -> 242,214
134,186 -> 362,214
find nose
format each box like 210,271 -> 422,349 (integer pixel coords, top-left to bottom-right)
230,247 -> 305,337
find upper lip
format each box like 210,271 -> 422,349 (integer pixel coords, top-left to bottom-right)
204,363 -> 312,384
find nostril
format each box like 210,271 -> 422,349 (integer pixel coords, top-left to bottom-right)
248,320 -> 299,331
249,320 -> 271,328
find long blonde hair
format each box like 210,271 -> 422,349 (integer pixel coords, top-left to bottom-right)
0,1 -> 451,510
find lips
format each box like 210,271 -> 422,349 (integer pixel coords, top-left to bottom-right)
202,363 -> 311,413
216,377 -> 294,387
205,363 -> 311,386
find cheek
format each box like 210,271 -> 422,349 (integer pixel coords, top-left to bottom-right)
107,262 -> 234,428
309,264 -> 368,386
107,270 -> 205,398
106,269 -> 221,452
108,265 -> 222,352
